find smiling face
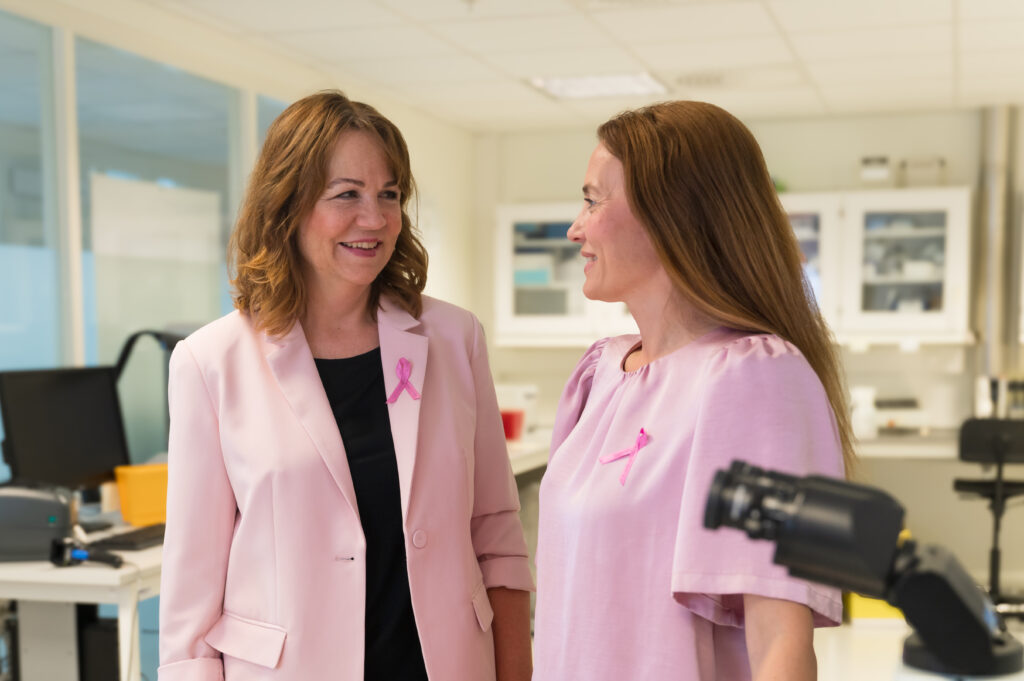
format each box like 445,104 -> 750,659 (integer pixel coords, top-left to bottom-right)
567,142 -> 666,305
297,130 -> 402,304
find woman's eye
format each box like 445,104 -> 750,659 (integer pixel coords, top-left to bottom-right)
380,190 -> 400,201
333,190 -> 358,200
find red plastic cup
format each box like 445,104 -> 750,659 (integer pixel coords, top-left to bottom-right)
500,409 -> 525,441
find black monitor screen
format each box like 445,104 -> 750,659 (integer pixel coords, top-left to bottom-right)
0,366 -> 130,488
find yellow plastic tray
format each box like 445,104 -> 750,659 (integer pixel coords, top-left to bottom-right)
114,463 -> 168,526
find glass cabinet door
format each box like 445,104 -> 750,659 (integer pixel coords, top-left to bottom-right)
859,210 -> 946,313
841,188 -> 970,337
778,193 -> 842,331
511,218 -> 584,317
495,203 -> 598,345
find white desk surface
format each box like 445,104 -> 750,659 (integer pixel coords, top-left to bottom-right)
508,438 -> 549,476
0,544 -> 162,681
0,544 -> 162,603
816,621 -> 1024,680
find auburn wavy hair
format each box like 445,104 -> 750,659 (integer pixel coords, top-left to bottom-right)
598,101 -> 855,477
229,90 -> 427,337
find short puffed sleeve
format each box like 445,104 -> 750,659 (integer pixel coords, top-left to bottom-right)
670,334 -> 845,628
550,338 -> 609,456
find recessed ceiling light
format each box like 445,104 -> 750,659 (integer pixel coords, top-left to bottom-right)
529,72 -> 667,99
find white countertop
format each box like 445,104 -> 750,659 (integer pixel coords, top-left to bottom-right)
856,428 -> 959,459
507,437 -> 549,476
816,621 -> 1024,680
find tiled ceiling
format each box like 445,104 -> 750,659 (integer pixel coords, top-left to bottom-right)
131,0 -> 1024,131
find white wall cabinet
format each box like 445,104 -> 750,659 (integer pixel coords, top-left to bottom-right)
780,187 -> 972,346
494,202 -> 636,347
496,188 -> 971,347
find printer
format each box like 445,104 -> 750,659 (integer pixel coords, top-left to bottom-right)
0,486 -> 71,561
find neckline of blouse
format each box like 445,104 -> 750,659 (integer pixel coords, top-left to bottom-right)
616,326 -> 734,376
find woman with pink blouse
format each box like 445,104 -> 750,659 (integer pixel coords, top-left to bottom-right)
532,101 -> 856,681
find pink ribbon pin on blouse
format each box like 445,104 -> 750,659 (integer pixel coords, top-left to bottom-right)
599,428 -> 649,486
386,357 -> 421,404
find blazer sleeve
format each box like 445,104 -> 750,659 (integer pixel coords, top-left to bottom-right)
158,341 -> 238,681
466,316 -> 535,592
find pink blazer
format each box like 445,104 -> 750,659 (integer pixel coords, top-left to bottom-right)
158,296 -> 533,681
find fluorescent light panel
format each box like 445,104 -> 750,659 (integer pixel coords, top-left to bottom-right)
530,72 -> 666,99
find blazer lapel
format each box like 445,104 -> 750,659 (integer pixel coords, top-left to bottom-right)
263,321 -> 360,521
378,298 -> 427,522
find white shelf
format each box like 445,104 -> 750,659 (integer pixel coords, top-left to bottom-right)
514,236 -> 576,249
862,275 -> 943,285
863,226 -> 946,239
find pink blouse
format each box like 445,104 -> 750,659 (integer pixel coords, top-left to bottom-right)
533,328 -> 844,681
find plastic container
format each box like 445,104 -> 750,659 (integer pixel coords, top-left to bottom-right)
500,409 -> 525,441
114,463 -> 168,526
850,386 -> 879,440
845,593 -> 904,622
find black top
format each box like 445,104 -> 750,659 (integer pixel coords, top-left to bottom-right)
314,348 -> 428,681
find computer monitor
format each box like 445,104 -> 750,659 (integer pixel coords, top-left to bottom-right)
0,366 -> 130,489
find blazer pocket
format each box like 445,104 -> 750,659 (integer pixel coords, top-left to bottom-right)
204,611 -> 287,669
471,582 -> 494,632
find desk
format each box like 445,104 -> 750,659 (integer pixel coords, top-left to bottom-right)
815,621 -> 1024,680
508,438 -> 549,476
0,544 -> 161,681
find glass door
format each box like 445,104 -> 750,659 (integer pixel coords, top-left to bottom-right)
841,188 -> 970,337
778,193 -> 842,331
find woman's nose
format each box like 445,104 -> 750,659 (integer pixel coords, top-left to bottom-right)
357,200 -> 387,229
567,215 -> 584,242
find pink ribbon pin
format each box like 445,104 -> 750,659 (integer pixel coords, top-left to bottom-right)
599,428 -> 649,486
386,357 -> 421,404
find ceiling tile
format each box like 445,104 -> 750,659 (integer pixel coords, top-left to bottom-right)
589,1 -> 777,43
959,20 -> 1024,52
806,55 -> 952,85
634,35 -> 793,72
957,0 -> 1024,21
790,26 -> 951,61
959,50 -> 1024,78
482,46 -> 644,79
819,79 -> 954,113
563,94 -> 674,120
703,87 -> 827,119
767,0 -> 951,32
380,0 -> 578,21
164,0 -> 403,33
427,15 -> 607,52
664,64 -> 807,93
339,54 -> 500,85
958,75 -> 1024,104
400,77 -> 550,103
270,25 -> 458,63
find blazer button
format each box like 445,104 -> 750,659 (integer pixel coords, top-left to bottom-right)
412,530 -> 428,548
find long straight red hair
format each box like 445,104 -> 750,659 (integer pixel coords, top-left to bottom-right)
598,101 -> 855,476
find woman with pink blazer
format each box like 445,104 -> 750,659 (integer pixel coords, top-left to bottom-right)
157,91 -> 534,681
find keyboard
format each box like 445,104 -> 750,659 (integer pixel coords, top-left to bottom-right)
89,523 -> 165,550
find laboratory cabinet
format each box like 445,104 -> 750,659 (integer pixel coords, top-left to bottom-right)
495,188 -> 971,347
494,202 -> 635,347
780,187 -> 972,345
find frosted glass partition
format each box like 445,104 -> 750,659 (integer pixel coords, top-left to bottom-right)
76,37 -> 234,462
258,94 -> 288,148
0,10 -> 58,482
